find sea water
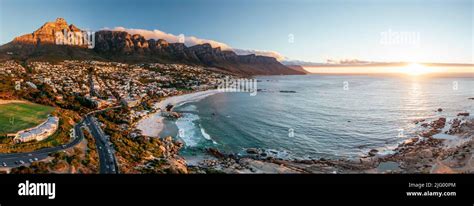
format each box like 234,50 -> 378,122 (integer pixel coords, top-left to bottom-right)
171,74 -> 474,159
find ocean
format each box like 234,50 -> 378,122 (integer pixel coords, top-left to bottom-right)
162,74 -> 474,160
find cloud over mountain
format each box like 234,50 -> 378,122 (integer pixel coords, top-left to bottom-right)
232,48 -> 285,61
109,27 -> 285,61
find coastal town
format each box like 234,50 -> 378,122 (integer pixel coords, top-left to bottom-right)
1,1 -> 474,203
0,12 -> 472,175
5,60 -> 224,107
1,57 -> 474,175
1,60 -> 227,115
0,59 -> 230,174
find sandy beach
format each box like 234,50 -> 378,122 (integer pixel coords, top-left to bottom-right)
136,89 -> 222,137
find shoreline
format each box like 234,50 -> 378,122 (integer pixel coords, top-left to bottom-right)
192,116 -> 473,174
136,89 -> 222,137
134,88 -> 474,174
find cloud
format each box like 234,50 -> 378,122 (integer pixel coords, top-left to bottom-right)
232,49 -> 286,61
281,59 -> 325,66
111,27 -> 230,50
325,58 -> 372,65
107,27 -> 286,61
282,58 -> 383,66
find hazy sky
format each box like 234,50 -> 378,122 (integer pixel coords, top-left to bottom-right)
0,0 -> 472,64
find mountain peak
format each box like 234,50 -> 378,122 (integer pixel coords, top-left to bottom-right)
13,17 -> 79,45
3,19 -> 304,75
55,17 -> 67,24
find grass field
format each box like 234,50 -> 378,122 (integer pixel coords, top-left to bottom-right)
0,102 -> 55,135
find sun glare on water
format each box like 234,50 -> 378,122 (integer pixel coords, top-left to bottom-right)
397,63 -> 433,76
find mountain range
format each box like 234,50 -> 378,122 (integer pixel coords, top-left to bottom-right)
0,18 -> 304,75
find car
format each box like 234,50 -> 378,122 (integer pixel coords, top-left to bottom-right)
1,162 -> 6,167
62,145 -> 67,149
19,160 -> 25,164
28,159 -> 34,163
33,157 -> 39,161
98,146 -> 102,150
28,153 -> 32,157
14,161 -> 19,165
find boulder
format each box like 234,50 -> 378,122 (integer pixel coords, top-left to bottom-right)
421,129 -> 441,138
431,117 -> 446,129
165,158 -> 188,174
246,148 -> 259,154
206,148 -> 225,158
419,149 -> 433,158
413,119 -> 425,124
368,149 -> 379,157
359,157 -> 377,166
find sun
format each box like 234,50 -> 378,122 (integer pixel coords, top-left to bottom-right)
397,63 -> 432,76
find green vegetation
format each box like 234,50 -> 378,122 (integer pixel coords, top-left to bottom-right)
81,128 -> 99,173
96,108 -> 187,173
0,108 -> 80,153
10,144 -> 99,174
0,102 -> 54,134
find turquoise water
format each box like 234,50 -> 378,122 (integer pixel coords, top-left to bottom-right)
171,74 -> 474,159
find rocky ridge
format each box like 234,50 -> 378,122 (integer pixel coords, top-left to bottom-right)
2,18 -> 304,75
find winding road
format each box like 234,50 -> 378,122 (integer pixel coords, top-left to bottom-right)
84,115 -> 118,174
0,106 -> 121,173
0,122 -> 84,167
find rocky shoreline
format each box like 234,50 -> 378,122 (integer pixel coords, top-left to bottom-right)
189,112 -> 474,174
140,91 -> 474,174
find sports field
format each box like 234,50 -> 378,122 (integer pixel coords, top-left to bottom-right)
0,102 -> 55,135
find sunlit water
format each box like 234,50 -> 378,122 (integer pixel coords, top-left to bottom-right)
165,74 -> 474,160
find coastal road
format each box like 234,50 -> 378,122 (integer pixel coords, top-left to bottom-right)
84,115 -> 118,174
0,122 -> 85,167
0,106 -> 121,171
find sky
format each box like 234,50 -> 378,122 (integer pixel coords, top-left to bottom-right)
0,0 -> 473,64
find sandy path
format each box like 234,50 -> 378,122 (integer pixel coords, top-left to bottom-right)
0,100 -> 27,105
